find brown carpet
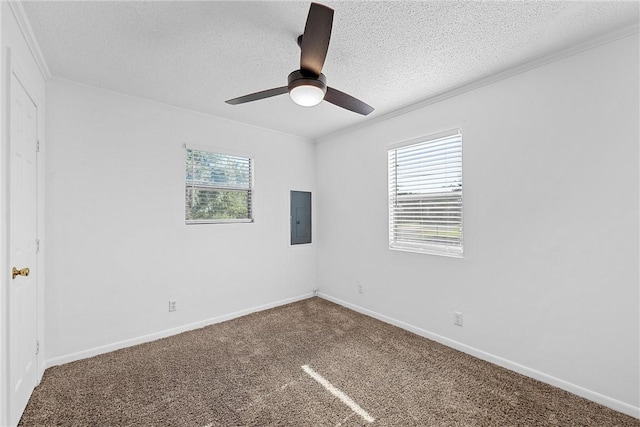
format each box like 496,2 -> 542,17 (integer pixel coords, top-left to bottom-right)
19,297 -> 638,426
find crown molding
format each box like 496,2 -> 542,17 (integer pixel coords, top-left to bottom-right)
317,23 -> 639,143
7,1 -> 51,80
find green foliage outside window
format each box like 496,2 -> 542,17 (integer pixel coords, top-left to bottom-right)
186,188 -> 249,221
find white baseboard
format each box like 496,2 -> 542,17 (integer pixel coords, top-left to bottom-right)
45,293 -> 314,369
318,293 -> 640,420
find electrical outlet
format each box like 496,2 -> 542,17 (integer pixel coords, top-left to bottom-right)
454,311 -> 463,326
358,281 -> 364,294
169,300 -> 177,312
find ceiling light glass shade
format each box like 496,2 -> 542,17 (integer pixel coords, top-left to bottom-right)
289,84 -> 325,107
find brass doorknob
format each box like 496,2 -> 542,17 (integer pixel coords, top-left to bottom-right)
12,267 -> 30,279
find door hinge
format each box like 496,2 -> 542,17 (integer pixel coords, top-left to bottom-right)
36,239 -> 40,253
36,340 -> 40,355
36,140 -> 40,152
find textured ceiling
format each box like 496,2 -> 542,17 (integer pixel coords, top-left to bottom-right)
22,1 -> 639,140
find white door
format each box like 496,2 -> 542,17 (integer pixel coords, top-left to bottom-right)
9,72 -> 38,426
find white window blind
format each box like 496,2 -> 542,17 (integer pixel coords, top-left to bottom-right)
185,147 -> 253,224
388,131 -> 463,256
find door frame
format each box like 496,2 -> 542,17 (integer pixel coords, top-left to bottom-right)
1,47 -> 45,426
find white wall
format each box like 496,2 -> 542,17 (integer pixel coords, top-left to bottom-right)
1,2 -> 47,425
45,79 -> 316,363
316,34 -> 639,416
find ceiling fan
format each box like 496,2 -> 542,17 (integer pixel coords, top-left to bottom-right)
225,3 -> 374,116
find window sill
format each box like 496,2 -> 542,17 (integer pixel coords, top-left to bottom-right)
186,219 -> 254,225
389,245 -> 463,258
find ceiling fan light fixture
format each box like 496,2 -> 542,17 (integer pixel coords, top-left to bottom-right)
288,70 -> 327,107
290,84 -> 325,107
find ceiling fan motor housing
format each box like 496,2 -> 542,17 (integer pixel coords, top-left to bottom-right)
288,70 -> 327,95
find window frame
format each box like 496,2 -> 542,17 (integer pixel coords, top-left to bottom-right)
387,129 -> 463,257
184,144 -> 255,225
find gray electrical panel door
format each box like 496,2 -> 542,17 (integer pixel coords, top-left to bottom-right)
291,191 -> 311,245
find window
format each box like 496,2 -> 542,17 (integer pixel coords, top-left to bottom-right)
185,147 -> 253,224
388,130 -> 463,256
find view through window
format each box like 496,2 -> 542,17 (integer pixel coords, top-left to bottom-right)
388,130 -> 463,256
185,147 -> 254,224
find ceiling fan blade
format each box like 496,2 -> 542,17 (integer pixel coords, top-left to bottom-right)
225,86 -> 288,105
324,87 -> 374,116
300,3 -> 334,76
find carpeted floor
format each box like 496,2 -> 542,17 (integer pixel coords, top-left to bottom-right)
19,297 -> 639,426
